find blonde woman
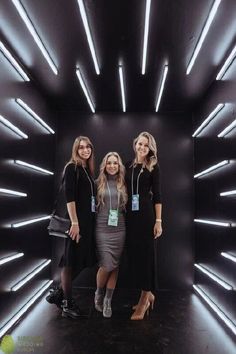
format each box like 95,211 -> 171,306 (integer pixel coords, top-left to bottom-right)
94,152 -> 127,318
125,132 -> 162,320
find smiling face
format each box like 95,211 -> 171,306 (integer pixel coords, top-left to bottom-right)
77,139 -> 92,161
105,154 -> 119,175
135,136 -> 150,162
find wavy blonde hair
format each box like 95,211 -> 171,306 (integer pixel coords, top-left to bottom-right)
66,136 -> 95,175
97,152 -> 127,209
132,131 -> 158,171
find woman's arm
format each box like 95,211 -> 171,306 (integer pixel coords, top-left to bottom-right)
154,203 -> 162,238
67,201 -> 80,243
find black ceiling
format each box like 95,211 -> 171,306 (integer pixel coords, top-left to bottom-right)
0,0 -> 236,113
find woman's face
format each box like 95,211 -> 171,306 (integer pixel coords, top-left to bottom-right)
105,155 -> 119,176
135,136 -> 150,160
77,139 -> 92,160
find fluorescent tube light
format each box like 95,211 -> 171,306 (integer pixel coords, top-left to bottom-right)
0,188 -> 27,197
192,103 -> 225,137
194,219 -> 231,227
0,253 -> 24,266
11,0 -> 57,75
193,285 -> 236,336
14,160 -> 54,175
221,252 -> 236,263
218,119 -> 236,137
220,190 -> 236,196
155,65 -> 168,112
186,0 -> 222,75
194,264 -> 233,290
141,0 -> 151,75
0,114 -> 28,139
11,215 -> 51,228
194,160 -> 229,178
216,44 -> 236,80
77,0 -> 100,75
15,98 -> 55,134
119,65 -> 126,112
0,280 -> 53,338
76,68 -> 95,113
0,41 -> 30,81
11,260 -> 51,291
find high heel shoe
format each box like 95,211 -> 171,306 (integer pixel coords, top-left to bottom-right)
131,301 -> 150,320
132,293 -> 155,310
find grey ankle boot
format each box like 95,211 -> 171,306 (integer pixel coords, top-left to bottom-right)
94,292 -> 104,312
103,297 -> 112,318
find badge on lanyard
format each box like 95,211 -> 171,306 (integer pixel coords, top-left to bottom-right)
91,196 -> 96,213
108,209 -> 118,226
132,194 -> 139,211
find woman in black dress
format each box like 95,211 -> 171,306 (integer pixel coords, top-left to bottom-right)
47,136 -> 96,319
125,131 -> 162,320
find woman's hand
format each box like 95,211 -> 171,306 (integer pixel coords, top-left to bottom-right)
154,221 -> 162,239
68,224 -> 81,243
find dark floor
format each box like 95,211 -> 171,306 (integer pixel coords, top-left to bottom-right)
4,289 -> 236,354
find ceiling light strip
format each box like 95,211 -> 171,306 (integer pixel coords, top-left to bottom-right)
220,190 -> 236,196
0,41 -> 30,81
0,188 -> 27,197
77,0 -> 100,75
221,252 -> 236,263
0,114 -> 28,139
194,160 -> 229,178
155,65 -> 168,112
194,218 -> 231,227
186,0 -> 221,75
0,280 -> 53,338
119,65 -> 126,112
218,119 -> 236,138
216,44 -> 236,80
11,259 -> 51,291
194,264 -> 233,290
193,285 -> 236,336
76,68 -> 95,113
192,103 -> 225,137
0,252 -> 24,266
141,0 -> 152,75
14,160 -> 54,175
11,215 -> 51,228
11,0 -> 57,75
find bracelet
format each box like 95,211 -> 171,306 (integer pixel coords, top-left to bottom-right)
71,222 -> 78,225
155,219 -> 162,222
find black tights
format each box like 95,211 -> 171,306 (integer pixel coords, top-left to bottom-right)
61,267 -> 73,300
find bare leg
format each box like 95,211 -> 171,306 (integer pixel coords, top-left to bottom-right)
96,267 -> 110,288
106,268 -> 118,290
61,267 -> 72,300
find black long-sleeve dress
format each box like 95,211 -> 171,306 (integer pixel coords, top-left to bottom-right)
59,163 -> 96,273
125,162 -> 161,291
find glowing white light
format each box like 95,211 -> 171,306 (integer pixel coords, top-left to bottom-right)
218,119 -> 236,137
220,190 -> 236,196
12,215 -> 51,228
221,252 -> 236,263
76,68 -> 95,113
216,44 -> 236,80
142,0 -> 152,75
0,253 -> 24,265
0,280 -> 53,338
194,219 -> 231,227
0,41 -> 30,81
15,98 -> 55,134
0,114 -> 28,139
194,264 -> 233,290
0,188 -> 27,197
119,65 -> 126,112
194,160 -> 229,178
77,0 -> 100,75
155,65 -> 168,112
186,0 -> 222,75
11,0 -> 57,75
11,260 -> 51,291
192,104 -> 225,137
14,160 -> 54,175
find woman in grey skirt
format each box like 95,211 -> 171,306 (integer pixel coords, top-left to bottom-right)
95,152 -> 127,318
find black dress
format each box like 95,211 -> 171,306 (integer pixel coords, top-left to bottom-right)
59,163 -> 96,274
125,162 -> 161,291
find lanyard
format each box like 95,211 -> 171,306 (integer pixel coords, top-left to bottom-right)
82,167 -> 94,197
131,165 -> 143,195
107,180 -> 120,211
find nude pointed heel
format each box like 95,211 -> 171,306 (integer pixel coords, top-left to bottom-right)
131,301 -> 150,320
132,293 -> 155,311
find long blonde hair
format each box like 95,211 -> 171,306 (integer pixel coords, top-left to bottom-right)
97,152 -> 127,209
132,131 -> 158,171
66,136 -> 95,175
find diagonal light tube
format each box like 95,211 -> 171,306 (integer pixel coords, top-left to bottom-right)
186,0 -> 221,75
119,65 -> 126,112
77,0 -> 100,75
76,68 -> 95,113
142,0 -> 152,75
0,41 -> 30,81
0,188 -> 27,197
216,44 -> 236,80
221,252 -> 236,263
11,215 -> 51,228
194,219 -> 231,227
15,98 -> 55,134
11,0 -> 57,75
155,65 -> 168,112
194,264 -> 233,290
220,190 -> 236,196
218,119 -> 236,137
14,160 -> 54,175
194,160 -> 229,178
192,103 -> 225,137
0,252 -> 24,265
0,114 -> 28,139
